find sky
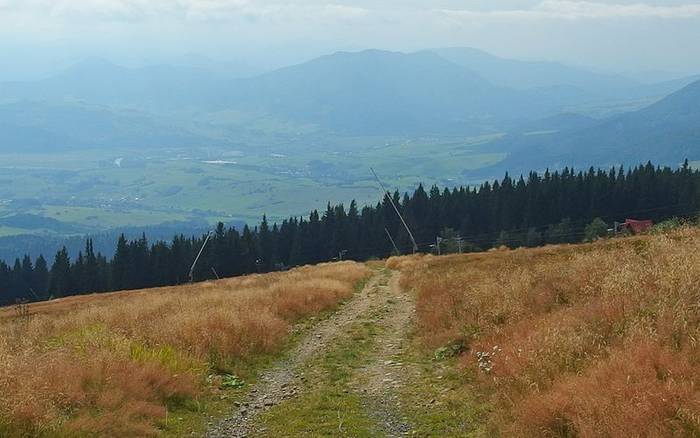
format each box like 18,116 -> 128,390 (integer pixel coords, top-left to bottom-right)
1,0 -> 700,80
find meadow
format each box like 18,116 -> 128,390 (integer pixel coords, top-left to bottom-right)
0,133 -> 504,239
3,224 -> 700,437
0,261 -> 369,436
390,228 -> 700,437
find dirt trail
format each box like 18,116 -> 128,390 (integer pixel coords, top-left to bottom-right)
206,272 -> 383,437
206,268 -> 416,438
352,271 -> 417,437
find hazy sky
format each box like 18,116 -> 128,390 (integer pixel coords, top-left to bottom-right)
1,0 -> 700,79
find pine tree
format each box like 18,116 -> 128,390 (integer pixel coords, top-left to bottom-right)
0,261 -> 11,305
48,247 -> 72,298
258,215 -> 274,270
84,239 -> 99,292
112,234 -> 130,290
33,255 -> 50,298
20,255 -> 34,298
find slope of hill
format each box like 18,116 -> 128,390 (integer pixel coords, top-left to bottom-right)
231,49 -> 509,135
513,112 -> 598,134
0,262 -> 370,436
0,58 -> 234,111
0,100 -> 209,152
230,49 -> 648,135
432,47 -> 700,102
477,78 -> 700,173
431,46 -> 634,93
3,227 -> 698,437
575,78 -> 700,163
390,226 -> 700,437
5,49 -> 691,138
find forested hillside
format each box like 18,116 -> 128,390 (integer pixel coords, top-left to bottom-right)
484,78 -> 700,173
2,161 -> 699,305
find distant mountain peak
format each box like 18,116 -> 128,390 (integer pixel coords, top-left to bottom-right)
430,46 -> 637,93
56,57 -> 129,80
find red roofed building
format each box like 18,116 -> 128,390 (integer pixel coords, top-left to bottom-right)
619,219 -> 654,234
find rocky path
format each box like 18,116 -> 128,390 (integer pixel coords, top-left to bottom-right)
352,272 -> 417,437
206,268 -> 416,438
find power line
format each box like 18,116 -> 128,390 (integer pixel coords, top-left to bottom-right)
385,228 -> 401,256
189,230 -> 213,283
370,167 -> 418,253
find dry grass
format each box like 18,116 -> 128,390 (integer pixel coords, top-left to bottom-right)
0,261 -> 369,437
393,229 -> 700,437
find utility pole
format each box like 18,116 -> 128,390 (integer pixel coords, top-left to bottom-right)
456,237 -> 463,254
189,231 -> 213,283
27,288 -> 41,301
436,236 -> 442,256
385,228 -> 401,256
371,167 -> 418,253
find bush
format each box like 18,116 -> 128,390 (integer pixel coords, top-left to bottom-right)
546,218 -> 576,244
583,217 -> 608,242
652,217 -> 683,234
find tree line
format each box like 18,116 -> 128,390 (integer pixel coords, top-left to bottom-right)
2,160 -> 698,305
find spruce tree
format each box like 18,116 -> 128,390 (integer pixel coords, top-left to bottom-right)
33,255 -> 50,298
48,247 -> 72,298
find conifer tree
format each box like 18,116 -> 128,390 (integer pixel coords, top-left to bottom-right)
48,247 -> 72,298
33,255 -> 50,298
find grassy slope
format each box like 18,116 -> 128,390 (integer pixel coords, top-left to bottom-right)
0,262 -> 370,436
4,229 -> 690,437
390,228 -> 700,437
250,267 -> 488,438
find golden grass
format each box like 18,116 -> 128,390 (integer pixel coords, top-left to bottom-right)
392,229 -> 700,437
0,261 -> 369,437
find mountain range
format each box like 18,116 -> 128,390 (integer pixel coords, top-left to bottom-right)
475,78 -> 700,175
0,47 -> 699,168
0,100 -> 207,152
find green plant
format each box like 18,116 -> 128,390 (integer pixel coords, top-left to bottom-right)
583,217 -> 608,242
652,217 -> 683,233
219,374 -> 246,390
434,339 -> 467,361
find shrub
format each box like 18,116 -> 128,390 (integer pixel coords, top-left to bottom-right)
652,217 -> 683,234
583,217 -> 608,242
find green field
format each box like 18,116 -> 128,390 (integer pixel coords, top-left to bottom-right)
0,134 -> 506,237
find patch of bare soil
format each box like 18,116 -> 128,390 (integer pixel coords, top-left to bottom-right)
351,271 -> 418,437
206,272 -> 383,438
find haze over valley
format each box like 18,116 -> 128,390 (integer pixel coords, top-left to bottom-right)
2,43 -> 700,260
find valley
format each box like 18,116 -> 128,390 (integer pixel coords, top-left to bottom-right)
1,47 -> 699,262
0,134 -> 504,237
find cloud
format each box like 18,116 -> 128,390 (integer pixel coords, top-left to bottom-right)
538,1 -> 700,19
5,1 -> 697,29
439,1 -> 700,21
0,0 -> 370,24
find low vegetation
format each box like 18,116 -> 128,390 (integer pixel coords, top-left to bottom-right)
256,316 -> 381,437
0,261 -> 369,436
391,228 -> 700,437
